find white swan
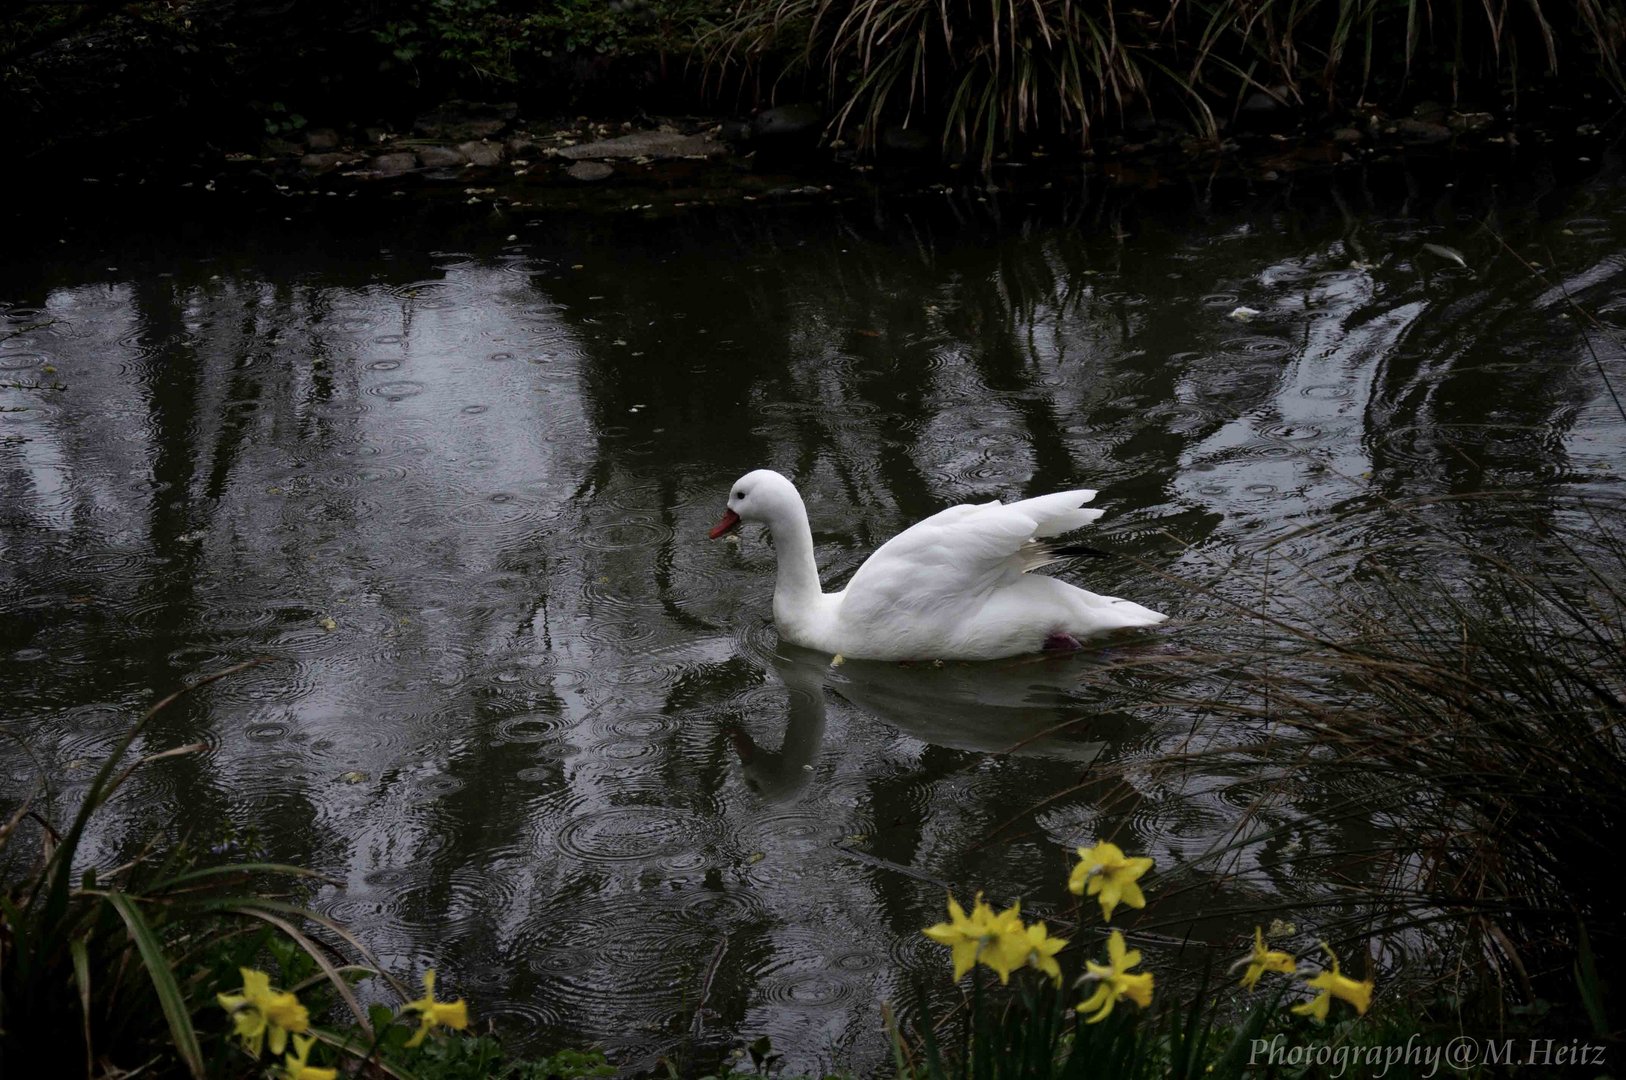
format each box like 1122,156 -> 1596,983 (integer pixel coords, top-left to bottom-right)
708,470 -> 1166,660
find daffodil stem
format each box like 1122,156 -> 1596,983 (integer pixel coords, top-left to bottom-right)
967,964 -> 983,1073
351,1015 -> 394,1072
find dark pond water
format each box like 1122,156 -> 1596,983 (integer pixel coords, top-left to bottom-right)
3,152 -> 1624,1072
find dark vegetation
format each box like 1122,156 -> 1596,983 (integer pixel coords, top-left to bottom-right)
1149,493 -> 1626,1031
3,0 -> 1623,170
705,0 -> 1624,163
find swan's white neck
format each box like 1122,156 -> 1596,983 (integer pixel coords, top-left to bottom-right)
762,495 -> 841,650
765,497 -> 822,609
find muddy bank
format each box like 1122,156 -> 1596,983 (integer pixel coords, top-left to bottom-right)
8,91 -> 1613,241
2,0 -> 709,175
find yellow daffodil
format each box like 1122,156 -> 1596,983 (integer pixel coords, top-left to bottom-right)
1234,926 -> 1297,990
220,997 -> 270,1058
1076,930 -> 1155,1024
260,991 -> 310,1040
1291,943 -> 1374,1023
279,1033 -> 337,1080
969,904 -> 1034,988
922,893 -> 1026,982
1068,841 -> 1154,922
923,893 -> 993,981
978,901 -> 1032,984
216,968 -> 310,1058
994,920 -> 1067,987
403,969 -> 471,1047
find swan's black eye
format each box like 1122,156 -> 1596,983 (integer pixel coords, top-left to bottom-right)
734,490 -> 744,500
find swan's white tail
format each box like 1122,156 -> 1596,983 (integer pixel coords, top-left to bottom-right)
1090,593 -> 1168,628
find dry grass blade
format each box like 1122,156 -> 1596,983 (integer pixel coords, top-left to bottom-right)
308,1028 -> 417,1079
70,938 -> 92,1080
231,906 -> 374,1032
104,742 -> 209,804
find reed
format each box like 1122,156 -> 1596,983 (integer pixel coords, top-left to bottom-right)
1125,488 -> 1626,1030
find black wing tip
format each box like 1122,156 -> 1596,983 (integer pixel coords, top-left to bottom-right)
1049,543 -> 1114,560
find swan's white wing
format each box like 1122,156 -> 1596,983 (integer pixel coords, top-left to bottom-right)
1004,489 -> 1103,537
839,490 -> 1103,627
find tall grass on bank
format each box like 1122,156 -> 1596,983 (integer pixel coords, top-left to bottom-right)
704,0 -> 1158,166
702,0 -> 1626,165
1117,489 -> 1626,1030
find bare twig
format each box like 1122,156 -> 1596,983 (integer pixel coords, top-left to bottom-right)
0,319 -> 56,343
689,935 -> 730,1043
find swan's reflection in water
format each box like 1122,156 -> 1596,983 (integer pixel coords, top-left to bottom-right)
734,644 -> 1152,802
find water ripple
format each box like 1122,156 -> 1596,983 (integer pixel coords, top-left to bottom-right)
552,804 -> 702,864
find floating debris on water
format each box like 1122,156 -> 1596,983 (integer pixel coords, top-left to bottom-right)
1422,243 -> 1468,269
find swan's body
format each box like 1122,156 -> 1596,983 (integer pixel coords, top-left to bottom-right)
709,470 -> 1166,661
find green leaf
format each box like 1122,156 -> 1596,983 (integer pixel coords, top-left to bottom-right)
71,937 -> 93,1074
1210,990 -> 1283,1078
0,894 -> 28,956
106,892 -> 206,1078
1575,923 -> 1609,1039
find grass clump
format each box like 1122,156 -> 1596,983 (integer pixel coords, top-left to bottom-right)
702,0 -> 1626,165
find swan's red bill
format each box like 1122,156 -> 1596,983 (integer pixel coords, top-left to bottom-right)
708,508 -> 742,539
